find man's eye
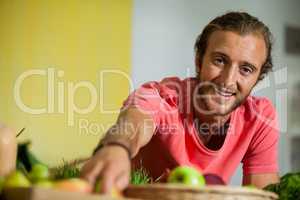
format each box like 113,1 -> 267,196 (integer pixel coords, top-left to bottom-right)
214,57 -> 225,66
240,66 -> 253,75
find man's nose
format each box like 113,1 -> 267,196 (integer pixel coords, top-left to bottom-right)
220,65 -> 238,87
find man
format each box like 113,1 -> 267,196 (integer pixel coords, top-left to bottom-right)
81,11 -> 280,192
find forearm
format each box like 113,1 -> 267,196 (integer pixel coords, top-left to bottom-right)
97,106 -> 156,157
242,173 -> 280,189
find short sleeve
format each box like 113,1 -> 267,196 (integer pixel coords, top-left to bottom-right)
121,80 -> 179,130
242,99 -> 279,175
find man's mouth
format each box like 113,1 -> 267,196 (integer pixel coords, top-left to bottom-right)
214,87 -> 236,98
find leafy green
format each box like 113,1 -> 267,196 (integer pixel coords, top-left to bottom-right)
130,167 -> 151,185
52,160 -> 151,184
51,160 -> 81,180
16,141 -> 45,173
16,160 -> 29,176
263,172 -> 300,200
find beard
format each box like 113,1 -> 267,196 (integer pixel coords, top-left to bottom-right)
193,82 -> 248,116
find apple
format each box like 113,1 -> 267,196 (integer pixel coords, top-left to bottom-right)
167,166 -> 206,187
94,180 -> 122,197
34,180 -> 54,189
203,174 -> 225,185
54,178 -> 92,193
244,184 -> 256,189
28,164 -> 50,183
3,171 -> 31,188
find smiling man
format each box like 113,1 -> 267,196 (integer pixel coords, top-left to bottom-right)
81,12 -> 279,192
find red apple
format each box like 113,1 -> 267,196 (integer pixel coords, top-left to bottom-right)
203,174 -> 225,185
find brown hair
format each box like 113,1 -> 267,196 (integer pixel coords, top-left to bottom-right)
194,11 -> 273,81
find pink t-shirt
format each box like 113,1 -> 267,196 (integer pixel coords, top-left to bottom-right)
122,77 -> 279,183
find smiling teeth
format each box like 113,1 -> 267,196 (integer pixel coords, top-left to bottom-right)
216,88 -> 234,97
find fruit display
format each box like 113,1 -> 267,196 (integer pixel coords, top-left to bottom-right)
0,167 -> 126,200
125,166 -> 278,200
0,128 -> 280,200
1,166 -> 89,192
0,138 -> 122,199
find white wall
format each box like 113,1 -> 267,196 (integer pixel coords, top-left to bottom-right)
131,0 -> 300,185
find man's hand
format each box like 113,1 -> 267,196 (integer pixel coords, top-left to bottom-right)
80,107 -> 156,193
81,145 -> 131,193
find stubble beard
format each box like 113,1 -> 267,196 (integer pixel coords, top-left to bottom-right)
195,84 -> 248,117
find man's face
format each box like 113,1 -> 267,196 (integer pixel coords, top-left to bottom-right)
195,30 -> 267,116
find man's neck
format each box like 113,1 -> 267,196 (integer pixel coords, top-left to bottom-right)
194,110 -> 230,130
193,109 -> 231,149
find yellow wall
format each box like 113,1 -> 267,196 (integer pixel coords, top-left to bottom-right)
0,0 -> 132,166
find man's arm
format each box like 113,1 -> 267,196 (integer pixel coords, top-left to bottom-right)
98,106 -> 155,157
81,106 -> 156,193
242,173 -> 279,189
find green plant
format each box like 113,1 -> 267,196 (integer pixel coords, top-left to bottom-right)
263,172 -> 300,200
130,167 -> 151,185
17,141 -> 46,173
51,160 -> 81,180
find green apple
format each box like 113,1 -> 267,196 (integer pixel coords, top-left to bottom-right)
34,180 -> 53,189
28,164 -> 49,183
3,171 -> 31,188
167,166 -> 206,187
244,184 -> 256,189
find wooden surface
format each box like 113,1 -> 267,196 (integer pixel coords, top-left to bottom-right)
2,185 -> 279,200
2,187 -> 134,200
